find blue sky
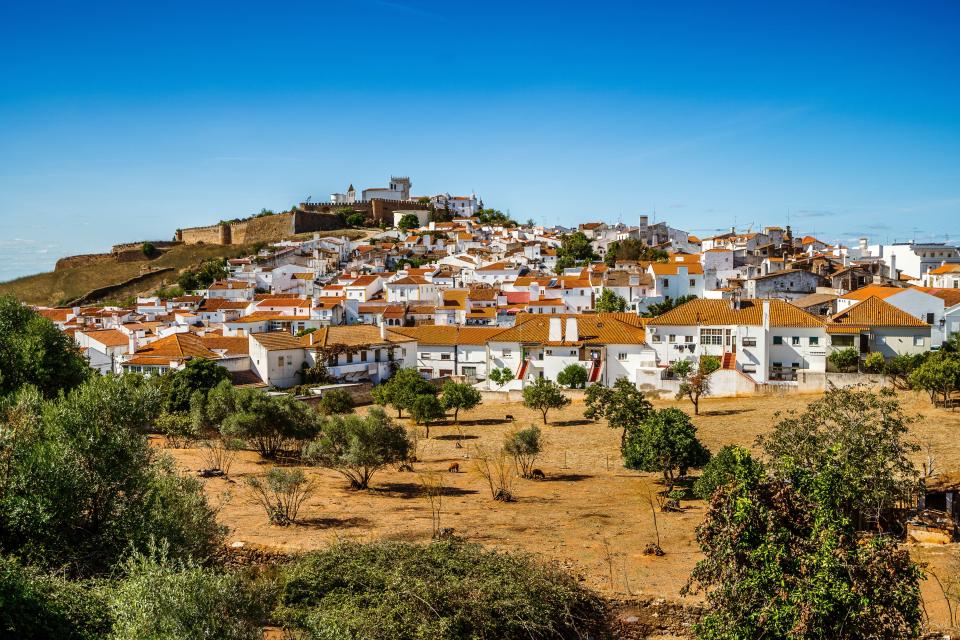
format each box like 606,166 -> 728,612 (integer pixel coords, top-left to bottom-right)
1,0 -> 958,281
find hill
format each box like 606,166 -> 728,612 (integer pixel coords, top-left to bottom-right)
0,228 -> 369,307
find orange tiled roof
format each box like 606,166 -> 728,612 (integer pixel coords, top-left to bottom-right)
840,284 -> 912,302
490,313 -> 648,346
920,287 -> 960,307
647,298 -> 824,328
649,262 -> 704,275
79,329 -> 129,347
829,296 -> 929,328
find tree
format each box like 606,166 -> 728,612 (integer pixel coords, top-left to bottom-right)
0,296 -> 90,399
163,358 -> 231,414
371,368 -> 435,419
303,408 -> 410,489
684,462 -> 923,640
621,408 -> 710,486
439,380 -> 481,423
672,357 -> 719,415
583,377 -> 654,446
141,242 -> 159,258
522,377 -> 570,425
488,366 -> 514,389
556,364 -> 588,389
345,213 -> 365,227
110,548 -> 267,640
247,467 -> 312,526
206,381 -> 323,458
476,208 -> 516,226
862,351 -> 886,373
595,289 -> 627,312
642,294 -> 697,318
176,258 -> 229,292
503,426 -> 543,478
909,351 -> 960,408
0,376 -> 223,576
317,389 -> 354,415
827,347 -> 859,372
410,394 -> 445,438
757,387 -> 919,529
397,214 -> 420,230
692,445 -> 762,500
884,352 -> 927,390
604,238 -> 669,267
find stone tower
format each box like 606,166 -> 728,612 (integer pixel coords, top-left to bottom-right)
389,176 -> 411,200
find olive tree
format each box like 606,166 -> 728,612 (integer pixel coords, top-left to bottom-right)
621,407 -> 710,487
671,357 -> 719,415
410,394 -> 445,438
584,377 -> 653,446
556,364 -> 588,389
439,380 -> 481,423
503,426 -> 543,478
303,408 -> 410,489
371,368 -> 435,419
522,377 -> 570,425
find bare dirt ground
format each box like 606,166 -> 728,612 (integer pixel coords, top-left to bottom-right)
163,389 -> 960,631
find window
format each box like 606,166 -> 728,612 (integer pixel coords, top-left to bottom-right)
617,352 -> 627,361
914,336 -> 924,346
689,279 -> 696,286
347,352 -> 354,364
773,336 -> 783,345
668,334 -> 676,343
700,328 -> 723,345
742,364 -> 757,374
684,335 -> 693,343
277,355 -> 284,367
652,335 -> 662,343
926,313 -> 935,324
440,353 -> 451,361
809,336 -> 819,346
791,336 -> 800,346
742,337 -> 757,347
502,349 -> 512,357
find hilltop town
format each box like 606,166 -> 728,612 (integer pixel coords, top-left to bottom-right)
30,174 -> 960,397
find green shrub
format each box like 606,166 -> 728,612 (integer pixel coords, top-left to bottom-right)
828,347 -> 859,372
274,541 -> 606,640
346,213 -> 365,227
693,444 -> 762,500
504,425 -> 543,477
863,351 -> 886,373
556,364 -> 588,389
317,389 -> 354,415
141,242 -> 159,259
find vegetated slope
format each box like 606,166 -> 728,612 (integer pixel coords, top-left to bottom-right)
0,243 -> 255,306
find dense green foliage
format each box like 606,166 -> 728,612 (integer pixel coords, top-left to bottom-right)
439,380 -> 482,423
0,296 -> 90,398
204,380 -> 323,458
595,288 -> 627,312
622,407 -> 710,483
554,231 -> 597,273
0,376 -> 223,576
604,238 -> 669,266
371,367 -> 436,419
397,214 -> 421,230
109,549 -> 269,640
409,394 -> 445,437
584,377 -> 654,445
488,366 -> 514,389
476,208 -> 516,226
642,294 -> 697,318
909,351 -> 960,407
162,358 -> 231,414
827,347 -> 859,371
556,363 -> 588,389
303,408 -> 410,489
141,241 -> 159,258
317,389 -> 355,415
0,554 -> 111,640
176,258 -> 229,292
345,213 -> 365,227
274,541 -> 606,640
522,377 -> 571,424
692,445 -> 761,500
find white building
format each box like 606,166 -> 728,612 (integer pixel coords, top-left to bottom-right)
390,326 -> 503,382
330,184 -> 356,204
835,285 -> 944,347
363,176 -> 411,201
866,242 -> 960,282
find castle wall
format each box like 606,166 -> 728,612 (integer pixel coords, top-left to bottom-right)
55,253 -> 114,271
177,224 -> 225,245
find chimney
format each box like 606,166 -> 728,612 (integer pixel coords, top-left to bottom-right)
730,290 -> 741,310
128,332 -> 138,354
889,254 -> 897,280
529,282 -> 540,302
564,317 -> 579,343
548,317 -> 563,342
762,300 -> 770,330
379,319 -> 387,340
842,253 -> 850,267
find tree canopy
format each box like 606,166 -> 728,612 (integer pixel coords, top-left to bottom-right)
439,380 -> 481,423
621,407 -> 710,483
162,358 -> 231,414
583,377 -> 653,445
396,214 -> 421,230
594,289 -> 627,312
371,368 -> 435,419
522,377 -> 571,424
556,364 -> 588,389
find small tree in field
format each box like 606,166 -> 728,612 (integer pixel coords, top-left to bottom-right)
440,380 -> 481,423
246,467 -> 312,526
692,444 -> 762,500
584,377 -> 653,446
672,357 -> 719,415
488,366 -> 514,389
504,425 -> 543,478
622,408 -> 710,487
522,377 -> 571,425
410,394 -> 445,438
556,364 -> 588,389
303,408 -> 410,490
372,368 -> 435,418
909,352 -> 960,408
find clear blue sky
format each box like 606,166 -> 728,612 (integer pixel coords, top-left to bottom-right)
1,0 -> 958,281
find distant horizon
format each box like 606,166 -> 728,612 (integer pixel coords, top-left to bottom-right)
2,0 -> 958,281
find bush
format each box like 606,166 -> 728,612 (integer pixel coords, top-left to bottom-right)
155,411 -> 200,448
504,425 -> 543,478
693,445 -> 762,500
141,242 -> 158,258
317,389 -> 354,415
0,554 -> 111,640
110,548 -> 269,640
345,213 -> 365,227
556,364 -> 588,389
247,467 -> 312,526
862,351 -> 886,373
302,408 -> 410,489
274,541 -> 606,639
397,213 -> 420,230
828,347 -> 859,372
162,358 -> 231,414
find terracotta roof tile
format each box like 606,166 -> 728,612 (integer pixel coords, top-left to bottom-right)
647,298 -> 824,328
829,296 -> 929,328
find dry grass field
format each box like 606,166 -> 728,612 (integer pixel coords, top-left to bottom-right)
163,389 -> 960,630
